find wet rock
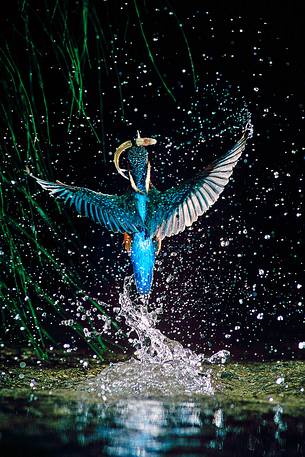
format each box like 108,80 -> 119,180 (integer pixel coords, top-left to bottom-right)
220,371 -> 239,380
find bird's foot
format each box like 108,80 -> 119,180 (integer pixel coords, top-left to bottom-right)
123,233 -> 132,253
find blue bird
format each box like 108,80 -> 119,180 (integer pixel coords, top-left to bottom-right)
29,127 -> 252,295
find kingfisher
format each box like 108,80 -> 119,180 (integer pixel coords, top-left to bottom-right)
28,126 -> 252,295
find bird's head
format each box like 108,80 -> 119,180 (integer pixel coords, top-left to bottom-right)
114,132 -> 156,194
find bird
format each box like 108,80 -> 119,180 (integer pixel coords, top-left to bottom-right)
28,126 -> 252,295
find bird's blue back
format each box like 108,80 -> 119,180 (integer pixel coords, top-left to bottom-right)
130,231 -> 155,294
130,193 -> 156,294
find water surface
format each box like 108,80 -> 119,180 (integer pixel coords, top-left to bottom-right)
1,354 -> 305,457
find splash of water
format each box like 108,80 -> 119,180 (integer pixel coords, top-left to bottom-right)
118,276 -> 229,366
85,276 -> 230,400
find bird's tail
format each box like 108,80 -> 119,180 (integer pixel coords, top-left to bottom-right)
130,232 -> 156,295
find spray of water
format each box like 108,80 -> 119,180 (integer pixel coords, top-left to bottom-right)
85,276 -> 230,400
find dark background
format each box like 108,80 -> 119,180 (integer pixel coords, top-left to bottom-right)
0,0 -> 304,360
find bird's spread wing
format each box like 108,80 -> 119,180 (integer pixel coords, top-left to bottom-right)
30,176 -> 143,234
151,127 -> 252,241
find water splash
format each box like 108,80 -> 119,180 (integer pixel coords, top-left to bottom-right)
85,276 -> 230,400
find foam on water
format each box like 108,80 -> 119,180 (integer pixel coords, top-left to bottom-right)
86,276 -> 230,400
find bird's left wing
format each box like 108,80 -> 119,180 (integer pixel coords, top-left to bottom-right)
150,126 -> 252,241
30,175 -> 143,234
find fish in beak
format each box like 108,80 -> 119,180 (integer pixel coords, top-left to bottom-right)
114,132 -> 156,193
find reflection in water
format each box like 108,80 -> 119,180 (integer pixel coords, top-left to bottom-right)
1,397 -> 304,456
1,279 -> 304,456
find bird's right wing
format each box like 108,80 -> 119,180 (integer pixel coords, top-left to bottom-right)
149,125 -> 252,240
29,175 -> 143,234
